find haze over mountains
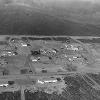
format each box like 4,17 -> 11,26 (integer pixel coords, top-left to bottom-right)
0,0 -> 100,36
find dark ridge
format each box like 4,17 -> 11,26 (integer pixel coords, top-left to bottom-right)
52,37 -> 70,42
0,5 -> 100,36
28,37 -> 43,40
40,37 -> 53,41
78,38 -> 100,43
27,37 -> 53,41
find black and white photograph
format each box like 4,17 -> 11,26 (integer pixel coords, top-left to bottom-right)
0,0 -> 100,100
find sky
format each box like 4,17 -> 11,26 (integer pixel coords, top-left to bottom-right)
78,0 -> 98,3
0,0 -> 99,6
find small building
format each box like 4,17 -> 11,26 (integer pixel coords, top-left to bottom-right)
20,68 -> 33,74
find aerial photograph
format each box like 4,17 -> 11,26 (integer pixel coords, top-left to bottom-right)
0,0 -> 100,100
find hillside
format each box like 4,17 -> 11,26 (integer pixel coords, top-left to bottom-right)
0,4 -> 100,36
